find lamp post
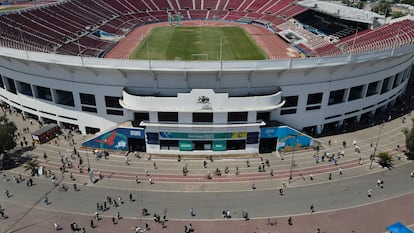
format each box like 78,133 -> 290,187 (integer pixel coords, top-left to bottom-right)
138,178 -> 143,227
289,135 -> 298,183
370,122 -> 384,169
86,151 -> 90,171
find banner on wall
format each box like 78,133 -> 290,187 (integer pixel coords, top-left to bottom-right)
179,140 -> 193,151
82,128 -> 145,151
213,141 -> 226,151
261,126 -> 315,149
159,132 -> 247,140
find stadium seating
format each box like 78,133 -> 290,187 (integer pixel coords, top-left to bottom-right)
277,20 -> 331,50
224,11 -> 248,21
195,0 -> 202,9
224,0 -> 244,11
207,10 -> 226,19
0,0 -> 331,57
203,0 -> 219,10
262,0 -> 291,14
313,19 -> 414,57
0,0 -> 411,58
180,0 -> 194,9
215,0 -> 227,10
280,5 -> 307,19
294,11 -> 366,40
189,10 -> 208,19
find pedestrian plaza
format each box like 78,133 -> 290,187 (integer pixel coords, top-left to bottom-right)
0,107 -> 414,233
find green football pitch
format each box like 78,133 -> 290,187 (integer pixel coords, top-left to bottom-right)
129,26 -> 268,61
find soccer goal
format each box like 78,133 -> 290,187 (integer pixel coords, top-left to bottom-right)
191,54 -> 209,61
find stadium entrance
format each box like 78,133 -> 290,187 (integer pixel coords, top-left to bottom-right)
193,141 -> 212,150
128,138 -> 146,152
259,138 -> 278,153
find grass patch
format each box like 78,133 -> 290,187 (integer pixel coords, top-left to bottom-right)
130,26 -> 268,61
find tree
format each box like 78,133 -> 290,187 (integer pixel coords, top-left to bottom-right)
23,159 -> 39,176
391,11 -> 407,18
377,152 -> 394,169
403,119 -> 414,160
401,0 -> 414,5
356,1 -> 365,9
372,1 -> 392,17
0,114 -> 17,154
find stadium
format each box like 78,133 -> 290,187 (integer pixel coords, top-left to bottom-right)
0,0 -> 413,155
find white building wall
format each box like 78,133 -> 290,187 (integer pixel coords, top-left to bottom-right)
0,47 -> 412,135
215,112 -> 227,124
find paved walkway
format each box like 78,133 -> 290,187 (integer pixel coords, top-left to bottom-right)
0,107 -> 414,232
1,166 -> 414,233
7,109 -> 409,192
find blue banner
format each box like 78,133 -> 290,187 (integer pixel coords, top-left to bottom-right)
82,128 -> 145,150
260,126 -> 316,149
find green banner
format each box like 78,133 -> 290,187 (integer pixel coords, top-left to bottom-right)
213,141 -> 226,151
179,140 -> 193,151
160,132 -> 247,139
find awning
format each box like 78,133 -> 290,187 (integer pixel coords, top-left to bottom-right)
386,222 -> 414,233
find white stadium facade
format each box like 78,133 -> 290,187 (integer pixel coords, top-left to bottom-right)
0,0 -> 413,155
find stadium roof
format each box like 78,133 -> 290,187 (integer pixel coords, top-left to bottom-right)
297,0 -> 385,24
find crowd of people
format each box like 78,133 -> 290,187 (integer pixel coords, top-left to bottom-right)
0,101 -> 412,232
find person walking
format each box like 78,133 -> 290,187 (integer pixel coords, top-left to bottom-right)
54,222 -> 61,230
310,204 -> 315,213
4,189 -> 10,198
3,174 -> 9,182
367,189 -> 372,197
288,216 -> 293,225
377,178 -> 384,188
190,208 -> 195,217
44,196 -> 49,205
95,211 -> 100,220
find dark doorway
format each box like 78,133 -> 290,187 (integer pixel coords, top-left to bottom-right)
227,140 -> 246,150
128,138 -> 146,152
259,138 -> 277,153
194,141 -> 212,150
